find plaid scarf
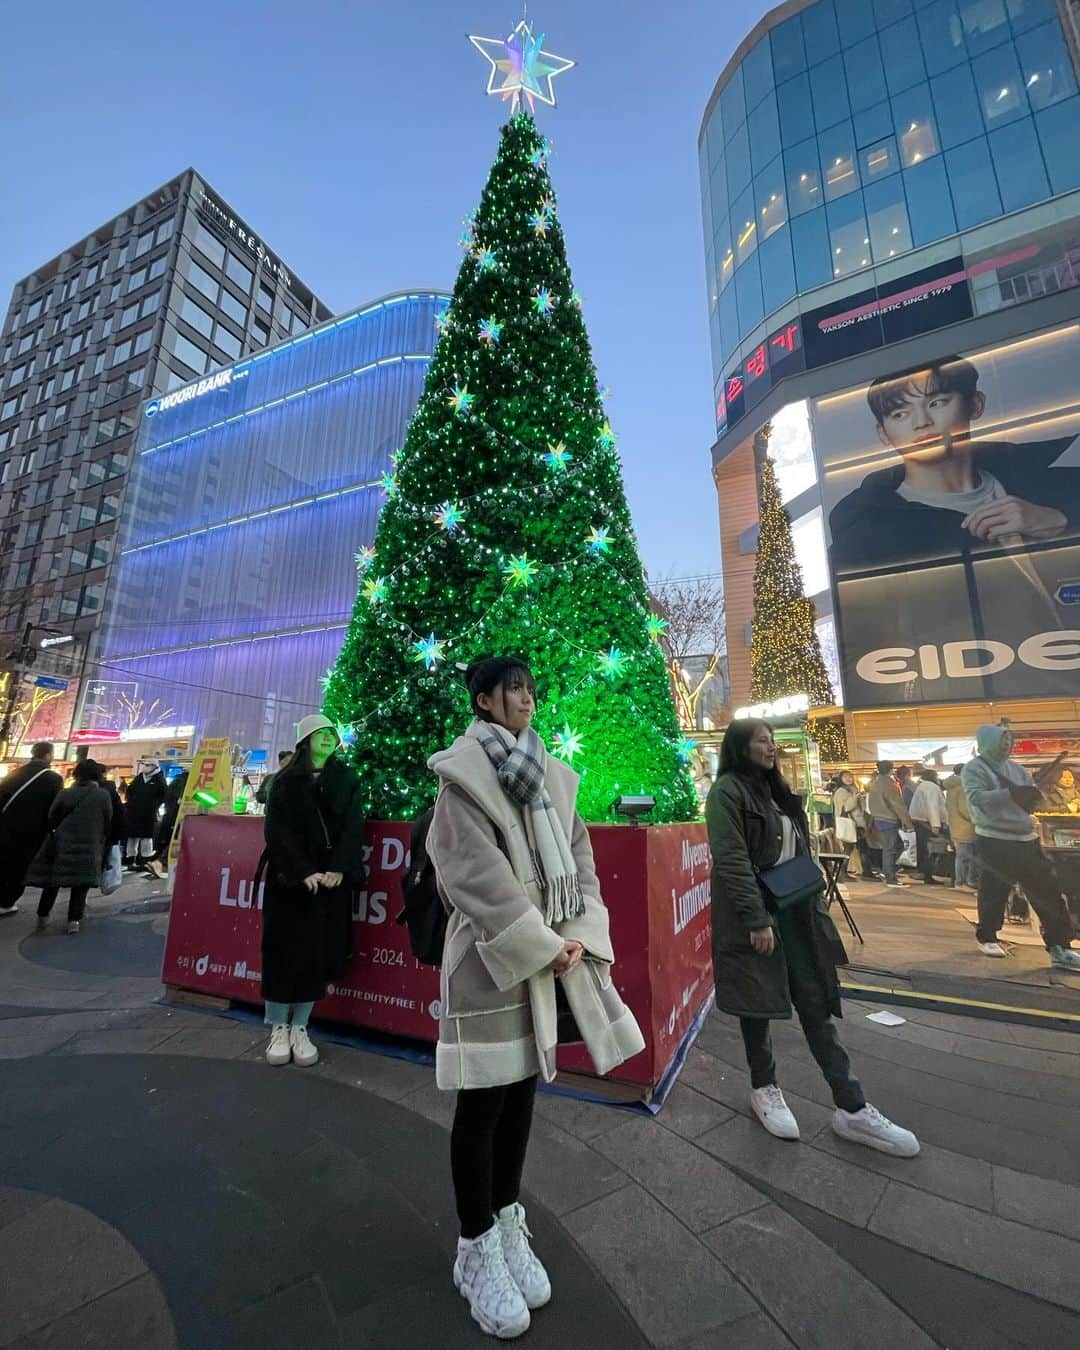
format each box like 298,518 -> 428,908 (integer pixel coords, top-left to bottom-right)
469,720 -> 585,924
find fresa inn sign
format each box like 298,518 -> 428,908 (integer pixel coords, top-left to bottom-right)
196,190 -> 292,288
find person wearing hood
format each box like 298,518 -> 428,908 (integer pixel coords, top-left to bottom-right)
124,760 -> 166,875
427,656 -> 644,1340
259,715 -> 365,1069
961,727 -> 1080,969
0,742 -> 63,917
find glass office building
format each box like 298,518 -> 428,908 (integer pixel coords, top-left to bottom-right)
83,291 -> 448,762
701,0 -> 1080,760
0,170 -> 330,755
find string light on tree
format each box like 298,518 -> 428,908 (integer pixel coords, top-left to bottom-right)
321,36 -> 696,823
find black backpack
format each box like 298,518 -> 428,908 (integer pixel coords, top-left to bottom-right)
395,807 -> 447,965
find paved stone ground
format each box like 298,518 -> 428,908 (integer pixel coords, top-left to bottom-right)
1,876 -> 1080,1349
836,873 -> 1080,1016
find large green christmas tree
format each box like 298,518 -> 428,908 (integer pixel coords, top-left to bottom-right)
324,111 -> 696,822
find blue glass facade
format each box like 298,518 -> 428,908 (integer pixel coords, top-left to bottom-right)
91,291 -> 448,755
700,0 -> 1080,382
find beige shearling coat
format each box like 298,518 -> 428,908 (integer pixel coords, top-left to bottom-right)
427,732 -> 645,1091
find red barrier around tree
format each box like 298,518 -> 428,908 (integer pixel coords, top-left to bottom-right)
163,815 -> 713,1092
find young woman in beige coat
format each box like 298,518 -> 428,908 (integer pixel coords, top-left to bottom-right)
427,656 -> 643,1340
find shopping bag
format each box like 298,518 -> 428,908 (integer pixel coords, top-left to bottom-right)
100,844 -> 123,896
836,815 -> 857,844
897,831 -> 917,869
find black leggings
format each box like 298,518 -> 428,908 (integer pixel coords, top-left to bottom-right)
451,1076 -> 538,1239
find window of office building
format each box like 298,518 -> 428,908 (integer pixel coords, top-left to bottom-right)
187,258 -> 218,304
256,284 -> 274,314
213,325 -> 242,361
134,229 -> 154,259
173,333 -> 208,375
225,253 -> 254,293
219,289 -> 246,326
156,217 -> 175,246
120,302 -> 139,329
193,222 -> 226,269
180,295 -> 214,338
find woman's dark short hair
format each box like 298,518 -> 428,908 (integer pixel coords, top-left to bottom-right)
465,656 -> 536,721
73,758 -> 102,784
876,760 -> 894,775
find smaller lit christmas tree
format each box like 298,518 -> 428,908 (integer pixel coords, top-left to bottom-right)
750,455 -> 846,761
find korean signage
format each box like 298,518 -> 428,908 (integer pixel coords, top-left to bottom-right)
817,324 -> 1080,708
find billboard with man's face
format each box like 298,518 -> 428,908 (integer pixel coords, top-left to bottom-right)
815,324 -> 1080,709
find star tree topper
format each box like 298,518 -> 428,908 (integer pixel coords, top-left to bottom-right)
469,19 -> 575,113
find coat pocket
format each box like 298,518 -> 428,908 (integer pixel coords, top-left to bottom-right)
444,939 -> 531,1019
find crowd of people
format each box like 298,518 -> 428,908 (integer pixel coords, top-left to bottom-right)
825,742 -> 1080,972
2,693 -> 1078,1342
0,742 -> 188,932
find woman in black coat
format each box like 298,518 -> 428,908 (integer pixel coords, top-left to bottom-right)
0,743 -> 63,916
707,720 -> 918,1157
260,714 -> 365,1068
28,759 -> 112,935
124,761 -> 166,873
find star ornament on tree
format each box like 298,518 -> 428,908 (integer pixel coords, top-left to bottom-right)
448,385 -> 475,415
354,546 -> 375,573
475,247 -> 498,272
596,420 -> 616,450
478,317 -> 503,345
469,20 -> 575,113
529,211 -> 550,238
362,575 -> 388,605
434,500 -> 465,534
646,613 -> 668,642
533,288 -> 555,317
411,633 -> 446,671
543,440 -> 572,470
586,525 -> 612,556
552,724 -> 584,762
597,646 -> 628,680
379,471 -> 398,498
502,553 -> 539,589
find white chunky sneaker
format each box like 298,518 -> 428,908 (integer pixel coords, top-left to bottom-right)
289,1024 -> 319,1067
1049,946 -> 1080,973
265,1024 -> 291,1066
977,941 -> 1007,957
454,1224 -> 531,1339
497,1202 -> 551,1309
750,1085 -> 800,1140
66,921 -> 80,935
832,1103 -> 920,1157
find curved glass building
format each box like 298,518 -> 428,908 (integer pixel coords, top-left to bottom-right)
82,291 -> 448,761
702,0 -> 1080,762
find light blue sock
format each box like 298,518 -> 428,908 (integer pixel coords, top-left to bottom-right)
291,1001 -> 316,1029
264,1000 -> 290,1027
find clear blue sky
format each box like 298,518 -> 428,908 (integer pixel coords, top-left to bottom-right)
0,1 -> 771,578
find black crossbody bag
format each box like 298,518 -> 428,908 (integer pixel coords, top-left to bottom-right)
754,813 -> 825,913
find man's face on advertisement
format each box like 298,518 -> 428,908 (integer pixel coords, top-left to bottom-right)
875,374 -> 986,462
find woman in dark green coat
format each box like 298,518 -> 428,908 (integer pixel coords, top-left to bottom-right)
707,720 -> 919,1157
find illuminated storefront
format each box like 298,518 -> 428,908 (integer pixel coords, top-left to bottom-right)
702,0 -> 1080,765
78,291 -> 448,762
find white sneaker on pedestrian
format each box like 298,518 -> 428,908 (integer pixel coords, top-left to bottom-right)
977,941 -> 1007,958
0,904 -> 19,917
454,1224 -> 531,1339
832,1103 -> 920,1157
750,1085 -> 800,1140
885,882 -> 906,889
66,921 -> 80,935
1049,946 -> 1080,973
289,1024 -> 319,1067
497,1202 -> 550,1309
265,1024 -> 291,1066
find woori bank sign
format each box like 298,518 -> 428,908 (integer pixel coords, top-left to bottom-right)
145,367 -> 238,417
